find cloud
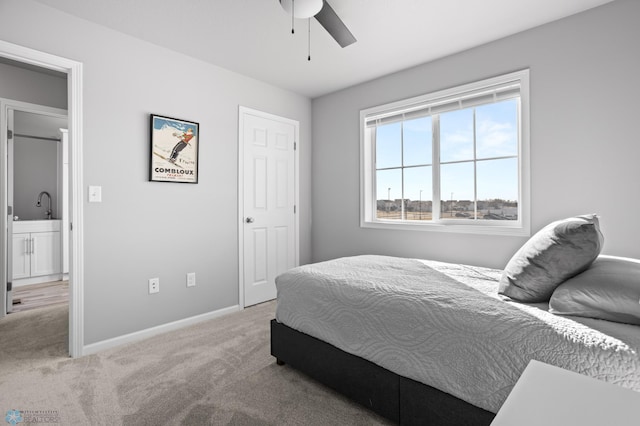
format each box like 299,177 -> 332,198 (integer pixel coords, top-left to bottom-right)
441,128 -> 474,161
476,119 -> 516,157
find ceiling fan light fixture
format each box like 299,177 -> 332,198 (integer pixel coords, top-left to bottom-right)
279,0 -> 323,19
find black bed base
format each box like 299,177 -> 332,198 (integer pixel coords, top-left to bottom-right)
271,320 -> 495,426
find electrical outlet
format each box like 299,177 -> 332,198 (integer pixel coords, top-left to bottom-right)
148,277 -> 160,294
187,272 -> 196,287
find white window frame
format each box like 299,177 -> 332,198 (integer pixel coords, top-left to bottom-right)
360,70 -> 530,236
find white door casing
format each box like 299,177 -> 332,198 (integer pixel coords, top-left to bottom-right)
3,108 -> 13,313
239,107 -> 299,308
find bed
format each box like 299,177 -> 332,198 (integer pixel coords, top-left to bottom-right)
270,216 -> 640,425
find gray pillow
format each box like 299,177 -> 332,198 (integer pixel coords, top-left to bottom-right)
549,255 -> 640,325
498,214 -> 603,302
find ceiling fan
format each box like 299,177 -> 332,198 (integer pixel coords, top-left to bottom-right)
279,0 -> 357,49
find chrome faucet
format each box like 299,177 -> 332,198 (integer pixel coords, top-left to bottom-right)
36,191 -> 52,220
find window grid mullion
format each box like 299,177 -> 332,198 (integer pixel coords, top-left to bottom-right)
473,108 -> 478,221
440,155 -> 517,166
371,128 -> 377,221
432,115 -> 441,221
378,163 -> 432,171
400,122 -> 405,220
517,98 -> 523,222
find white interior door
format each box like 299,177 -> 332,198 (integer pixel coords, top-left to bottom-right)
240,107 -> 298,307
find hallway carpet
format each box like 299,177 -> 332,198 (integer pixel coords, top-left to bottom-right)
0,302 -> 392,425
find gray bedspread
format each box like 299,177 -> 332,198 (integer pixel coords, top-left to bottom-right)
275,255 -> 640,413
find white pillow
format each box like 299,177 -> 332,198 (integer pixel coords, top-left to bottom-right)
498,214 -> 604,302
549,255 -> 640,326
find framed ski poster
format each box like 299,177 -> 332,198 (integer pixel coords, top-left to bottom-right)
150,114 -> 199,183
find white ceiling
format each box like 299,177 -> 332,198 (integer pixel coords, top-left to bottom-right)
33,0 -> 615,98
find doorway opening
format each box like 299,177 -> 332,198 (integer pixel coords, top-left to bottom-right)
0,40 -> 84,357
6,105 -> 68,314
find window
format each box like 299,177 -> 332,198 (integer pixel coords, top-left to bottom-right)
360,70 -> 530,235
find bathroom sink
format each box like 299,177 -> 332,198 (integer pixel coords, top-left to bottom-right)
13,219 -> 61,232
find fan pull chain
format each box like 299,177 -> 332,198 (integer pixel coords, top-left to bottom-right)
291,0 -> 295,34
308,18 -> 311,61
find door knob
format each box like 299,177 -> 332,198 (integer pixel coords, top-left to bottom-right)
245,217 -> 255,223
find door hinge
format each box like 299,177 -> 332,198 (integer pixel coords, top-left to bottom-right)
294,205 -> 296,214
294,142 -> 297,151
7,129 -> 13,139
7,206 -> 12,216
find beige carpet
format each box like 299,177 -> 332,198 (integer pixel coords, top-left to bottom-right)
0,302 -> 392,425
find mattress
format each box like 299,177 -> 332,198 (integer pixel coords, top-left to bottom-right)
275,255 -> 640,413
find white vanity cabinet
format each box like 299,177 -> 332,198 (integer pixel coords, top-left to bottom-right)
12,220 -> 61,280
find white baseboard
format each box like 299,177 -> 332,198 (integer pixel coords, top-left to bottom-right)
13,274 -> 65,287
82,304 -> 242,356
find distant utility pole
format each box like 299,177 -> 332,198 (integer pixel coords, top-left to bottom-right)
450,192 -> 453,217
387,187 -> 391,213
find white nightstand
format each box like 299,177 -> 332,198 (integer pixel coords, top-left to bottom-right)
491,360 -> 640,426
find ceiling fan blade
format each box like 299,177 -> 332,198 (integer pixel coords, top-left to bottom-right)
314,1 -> 357,48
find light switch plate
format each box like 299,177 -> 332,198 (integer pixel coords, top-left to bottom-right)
88,186 -> 102,202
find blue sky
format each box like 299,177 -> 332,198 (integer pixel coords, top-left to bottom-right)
152,116 -> 198,137
376,99 -> 518,202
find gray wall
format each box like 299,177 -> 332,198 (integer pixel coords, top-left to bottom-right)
14,137 -> 59,220
0,62 -> 67,220
0,60 -> 67,109
312,0 -> 640,269
0,0 -> 312,345
13,111 -> 68,221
